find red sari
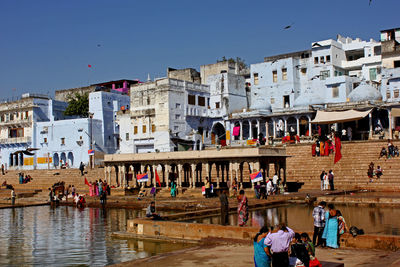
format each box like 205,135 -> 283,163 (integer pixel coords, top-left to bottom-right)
237,195 -> 249,226
325,141 -> 329,156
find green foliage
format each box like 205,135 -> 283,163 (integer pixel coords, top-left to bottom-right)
64,92 -> 89,117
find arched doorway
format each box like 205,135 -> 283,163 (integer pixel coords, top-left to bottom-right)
287,117 -> 297,135
60,152 -> 66,167
67,152 -> 74,167
53,153 -> 59,168
299,116 -> 309,136
211,122 -> 226,146
9,154 -> 13,167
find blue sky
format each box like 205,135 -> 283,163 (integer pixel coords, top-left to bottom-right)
0,0 -> 398,100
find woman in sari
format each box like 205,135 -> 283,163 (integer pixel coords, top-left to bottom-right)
336,210 -> 349,247
94,180 -> 99,196
237,190 -> 249,227
322,204 -> 338,248
320,141 -> 325,156
170,180 -> 176,198
253,226 -> 272,267
89,182 -> 94,197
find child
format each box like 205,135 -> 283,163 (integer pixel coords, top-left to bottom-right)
300,232 -> 315,256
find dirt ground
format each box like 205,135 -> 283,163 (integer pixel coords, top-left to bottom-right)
111,243 -> 400,267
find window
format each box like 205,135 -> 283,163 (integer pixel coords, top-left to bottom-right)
174,126 -> 179,131
272,71 -> 278,83
10,114 -> 14,121
332,87 -> 339,98
25,111 -> 29,119
301,68 -> 307,76
320,56 -> 325,64
61,138 -> 65,145
387,90 -> 391,99
394,89 -> 400,98
176,103 -> 181,109
395,61 -> 400,68
188,95 -> 196,105
320,70 -> 330,80
215,102 -> 220,109
283,95 -> 290,108
152,124 -> 156,132
134,126 -> 138,134
270,98 -> 275,104
314,57 -> 319,64
254,73 -> 259,85
43,138 -> 47,143
126,133 -> 129,141
147,96 -> 151,105
326,55 -> 331,62
334,70 -> 343,77
175,114 -> 181,120
142,125 -> 147,133
9,128 -> 23,138
369,68 -> 377,81
198,96 -> 205,106
0,115 -> 3,122
282,68 -> 287,81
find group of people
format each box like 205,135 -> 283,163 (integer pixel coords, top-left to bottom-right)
18,172 -> 33,184
313,201 -> 348,250
319,170 -> 335,191
367,162 -> 383,182
312,139 -> 334,157
379,140 -> 399,159
254,223 -> 320,267
254,174 -> 284,199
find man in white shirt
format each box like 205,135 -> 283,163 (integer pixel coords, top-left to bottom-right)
272,174 -> 279,195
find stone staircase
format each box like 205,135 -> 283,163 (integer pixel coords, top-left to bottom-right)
0,168 -> 106,199
285,140 -> 400,191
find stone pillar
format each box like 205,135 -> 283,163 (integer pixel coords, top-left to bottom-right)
257,119 -> 261,137
165,165 -> 170,188
153,164 -> 157,187
229,162 -> 233,189
191,164 -> 196,188
249,120 -> 253,139
250,162 -> 255,189
308,116 -> 312,136
284,118 -> 287,135
296,117 -> 300,136
389,109 -> 393,140
120,164 -> 126,188
265,121 -> 269,143
239,121 -> 243,141
273,120 -> 276,138
369,113 -> 373,139
216,163 -> 220,188
177,164 -> 183,187
205,162 -> 210,181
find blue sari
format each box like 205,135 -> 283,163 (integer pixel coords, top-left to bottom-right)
170,182 -> 176,197
253,237 -> 271,267
322,211 -> 338,248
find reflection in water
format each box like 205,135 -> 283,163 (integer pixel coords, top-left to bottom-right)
0,206 -> 190,266
188,204 -> 400,235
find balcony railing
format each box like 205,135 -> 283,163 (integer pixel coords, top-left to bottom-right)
0,136 -> 32,144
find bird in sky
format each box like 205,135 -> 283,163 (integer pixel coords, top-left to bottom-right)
97,44 -> 101,47
284,23 -> 294,30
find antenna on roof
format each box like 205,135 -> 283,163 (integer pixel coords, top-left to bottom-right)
147,73 -> 151,82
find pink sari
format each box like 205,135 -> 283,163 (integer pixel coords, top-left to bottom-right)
89,184 -> 94,197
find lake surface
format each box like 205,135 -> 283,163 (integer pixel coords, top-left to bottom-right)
0,206 -> 190,267
187,203 -> 400,235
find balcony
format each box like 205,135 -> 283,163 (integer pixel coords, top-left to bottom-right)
0,136 -> 32,144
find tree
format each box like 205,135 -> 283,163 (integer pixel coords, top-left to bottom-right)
64,92 -> 89,117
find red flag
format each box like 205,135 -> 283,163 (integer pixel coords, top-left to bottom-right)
84,177 -> 90,186
88,64 -> 92,68
334,136 -> 342,164
155,171 -> 161,187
